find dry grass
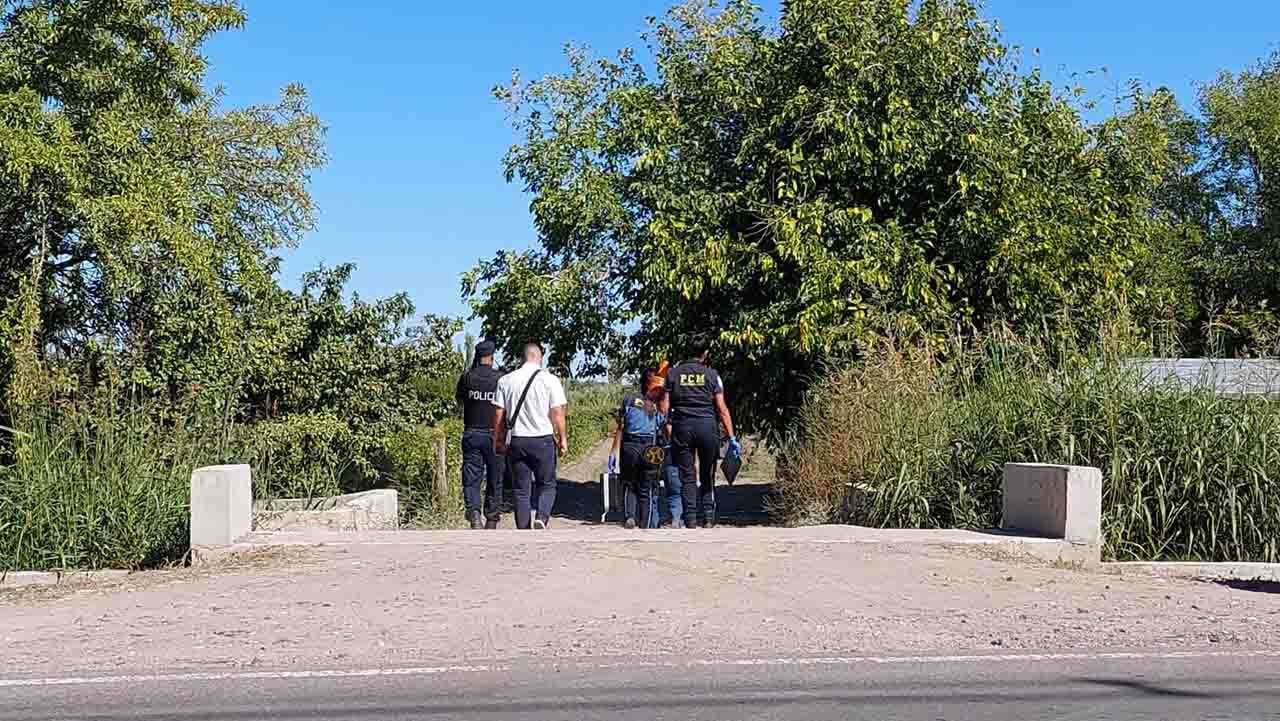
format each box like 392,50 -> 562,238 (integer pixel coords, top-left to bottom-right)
0,547 -> 314,607
773,331 -> 1280,563
1050,559 -> 1089,572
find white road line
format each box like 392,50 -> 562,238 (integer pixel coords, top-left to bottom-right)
4,650 -> 1280,689
0,665 -> 509,688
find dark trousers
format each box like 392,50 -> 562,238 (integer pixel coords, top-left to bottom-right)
461,430 -> 502,519
672,418 -> 719,526
621,440 -> 660,529
508,435 -> 558,529
502,452 -> 514,512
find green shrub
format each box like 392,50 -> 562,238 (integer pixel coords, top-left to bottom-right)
248,413 -> 353,501
382,420 -> 465,528
775,334 -> 1280,563
0,396 -> 239,571
564,382 -> 622,462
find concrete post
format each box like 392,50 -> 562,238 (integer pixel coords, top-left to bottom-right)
190,465 -> 253,555
1003,463 -> 1102,548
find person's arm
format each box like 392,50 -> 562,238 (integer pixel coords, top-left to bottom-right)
493,407 -> 507,455
663,368 -> 676,439
492,380 -> 508,455
659,395 -> 671,441
455,373 -> 467,410
712,374 -> 735,440
714,393 -> 735,440
550,377 -> 569,456
551,406 -> 568,456
609,404 -> 623,470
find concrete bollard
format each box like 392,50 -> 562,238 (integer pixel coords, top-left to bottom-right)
190,465 -> 253,560
1002,463 -> 1102,549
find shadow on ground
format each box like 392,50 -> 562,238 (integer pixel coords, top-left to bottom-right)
1078,678 -> 1216,699
1216,579 -> 1280,595
549,477 -> 774,526
551,478 -> 606,525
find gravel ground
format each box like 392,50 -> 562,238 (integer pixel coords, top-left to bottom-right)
3,528 -> 1278,676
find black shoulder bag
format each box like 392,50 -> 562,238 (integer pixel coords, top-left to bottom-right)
505,370 -> 542,446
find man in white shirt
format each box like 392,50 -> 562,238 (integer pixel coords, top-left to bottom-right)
493,342 -> 569,529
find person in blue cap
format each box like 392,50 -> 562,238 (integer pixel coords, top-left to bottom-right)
454,339 -> 504,529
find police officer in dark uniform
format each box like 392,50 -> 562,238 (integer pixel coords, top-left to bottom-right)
455,340 -> 503,529
665,336 -> 739,529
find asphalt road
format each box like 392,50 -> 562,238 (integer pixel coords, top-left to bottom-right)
4,650 -> 1280,721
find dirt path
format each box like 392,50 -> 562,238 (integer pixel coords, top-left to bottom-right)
483,438 -> 610,529
498,437 -> 773,529
3,529 -> 1279,676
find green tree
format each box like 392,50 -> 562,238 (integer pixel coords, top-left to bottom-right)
0,1 -> 463,498
0,0 -> 325,419
473,0 -> 1175,435
0,1 -> 474,559
1118,51 -> 1280,356
242,264 -> 463,494
462,249 -> 621,375
1192,52 -> 1280,353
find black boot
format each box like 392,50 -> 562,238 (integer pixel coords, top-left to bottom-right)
468,510 -> 483,530
485,516 -> 499,530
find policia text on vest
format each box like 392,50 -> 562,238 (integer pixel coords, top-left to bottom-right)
455,341 -> 504,529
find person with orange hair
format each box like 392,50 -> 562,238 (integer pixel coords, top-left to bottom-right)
609,367 -> 670,529
648,360 -> 685,528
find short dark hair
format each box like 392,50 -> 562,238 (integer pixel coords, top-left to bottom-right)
688,332 -> 714,359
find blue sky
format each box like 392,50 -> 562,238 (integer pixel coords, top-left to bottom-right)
205,1 -> 1278,332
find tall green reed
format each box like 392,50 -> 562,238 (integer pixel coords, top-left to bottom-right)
775,332 -> 1280,562
0,393 -> 241,571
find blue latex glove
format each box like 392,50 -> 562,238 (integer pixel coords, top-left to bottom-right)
727,437 -> 743,459
608,455 -> 617,473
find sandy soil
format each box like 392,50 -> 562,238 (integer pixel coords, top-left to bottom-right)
3,527 -> 1278,676
5,440 -> 1275,677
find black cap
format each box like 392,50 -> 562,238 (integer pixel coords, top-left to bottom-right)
475,340 -> 496,358
688,331 -> 715,357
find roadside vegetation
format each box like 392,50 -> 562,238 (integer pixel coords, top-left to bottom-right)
774,324 -> 1280,563
0,1 -> 618,571
0,343 -> 621,569
478,0 -> 1280,563
4,0 -> 1280,568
